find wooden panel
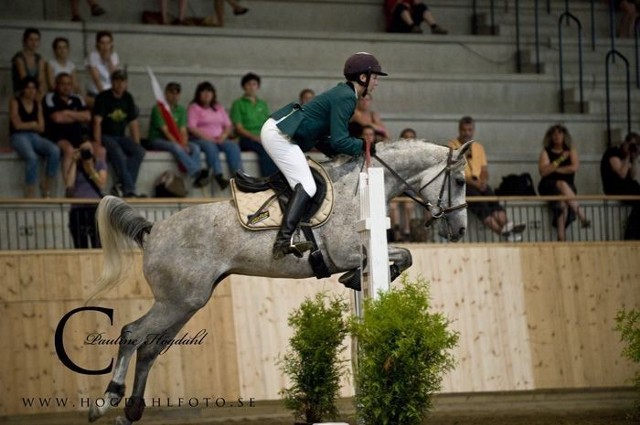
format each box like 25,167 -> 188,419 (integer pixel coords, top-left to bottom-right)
1,243 -> 638,416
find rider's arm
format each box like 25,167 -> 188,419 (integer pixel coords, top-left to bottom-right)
328,96 -> 363,156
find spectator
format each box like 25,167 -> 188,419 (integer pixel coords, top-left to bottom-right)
43,72 -> 100,186
187,81 -> 243,192
262,52 -> 387,258
64,142 -> 106,248
349,94 -> 389,141
11,28 -> 46,99
70,0 -> 106,21
93,70 -> 146,198
299,88 -> 315,105
230,72 -> 277,176
615,0 -> 638,38
85,31 -> 119,106
399,128 -> 417,139
46,37 -> 80,93
537,124 -> 590,241
149,81 -> 211,188
449,116 -> 525,241
10,77 -> 60,198
389,128 -> 416,242
203,0 -> 249,26
159,0 -> 188,24
600,132 -> 640,239
384,0 -> 448,34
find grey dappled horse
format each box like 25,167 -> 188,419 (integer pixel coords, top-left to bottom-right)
87,139 -> 471,424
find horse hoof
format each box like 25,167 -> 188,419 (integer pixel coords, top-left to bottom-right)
88,404 -> 103,422
115,416 -> 132,425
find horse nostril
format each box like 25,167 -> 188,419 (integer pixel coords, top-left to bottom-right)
459,227 -> 466,236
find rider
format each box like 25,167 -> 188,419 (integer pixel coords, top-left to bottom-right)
261,52 -> 387,259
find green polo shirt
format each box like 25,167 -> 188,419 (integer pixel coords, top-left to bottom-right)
230,96 -> 269,136
270,82 -> 363,156
148,103 -> 187,141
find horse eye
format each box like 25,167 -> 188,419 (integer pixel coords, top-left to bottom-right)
456,177 -> 465,187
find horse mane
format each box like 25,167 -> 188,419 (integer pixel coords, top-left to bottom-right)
317,139 -> 451,182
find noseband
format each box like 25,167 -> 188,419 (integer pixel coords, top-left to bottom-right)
372,147 -> 468,228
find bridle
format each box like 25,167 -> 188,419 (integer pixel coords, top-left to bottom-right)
372,147 -> 468,228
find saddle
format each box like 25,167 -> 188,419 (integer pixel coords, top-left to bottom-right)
230,159 -> 334,231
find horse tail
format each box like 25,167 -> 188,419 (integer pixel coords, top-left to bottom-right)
86,195 -> 153,302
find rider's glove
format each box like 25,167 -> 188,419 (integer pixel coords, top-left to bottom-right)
363,140 -> 376,156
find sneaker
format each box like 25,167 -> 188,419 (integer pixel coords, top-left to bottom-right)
193,169 -> 211,188
431,24 -> 448,35
124,192 -> 148,198
512,223 -> 526,234
214,174 -> 229,190
411,25 -> 423,33
90,3 -> 106,16
110,184 -> 123,197
500,221 -> 515,237
233,6 -> 249,15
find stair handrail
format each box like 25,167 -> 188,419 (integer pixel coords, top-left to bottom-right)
558,11 -> 584,113
472,0 -> 497,35
605,50 -> 631,148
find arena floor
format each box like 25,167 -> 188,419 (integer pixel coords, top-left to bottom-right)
1,388 -> 636,425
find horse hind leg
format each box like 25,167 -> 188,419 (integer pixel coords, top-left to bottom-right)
113,314 -> 195,425
88,302 -> 193,423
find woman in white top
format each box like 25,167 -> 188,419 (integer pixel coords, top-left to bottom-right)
85,30 -> 119,102
47,37 -> 79,93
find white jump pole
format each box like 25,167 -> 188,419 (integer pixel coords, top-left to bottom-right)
354,167 -> 391,313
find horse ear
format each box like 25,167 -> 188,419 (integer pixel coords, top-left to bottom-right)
456,140 -> 474,159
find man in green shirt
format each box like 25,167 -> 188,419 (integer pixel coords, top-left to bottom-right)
230,72 -> 277,177
147,82 -> 210,188
261,52 -> 388,259
93,70 -> 146,197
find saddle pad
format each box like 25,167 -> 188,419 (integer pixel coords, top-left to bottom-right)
231,160 -> 334,231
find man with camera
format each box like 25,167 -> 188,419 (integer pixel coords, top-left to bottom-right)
63,142 -> 107,248
601,132 -> 640,239
43,72 -> 104,187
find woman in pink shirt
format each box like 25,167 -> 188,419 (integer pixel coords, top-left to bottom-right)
187,81 -> 242,191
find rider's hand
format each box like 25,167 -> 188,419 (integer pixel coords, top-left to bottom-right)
363,140 -> 376,156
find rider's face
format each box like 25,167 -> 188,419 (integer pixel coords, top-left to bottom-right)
367,74 -> 379,93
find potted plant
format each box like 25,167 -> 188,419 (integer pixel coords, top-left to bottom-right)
279,292 -> 350,425
350,275 -> 459,425
615,308 -> 640,419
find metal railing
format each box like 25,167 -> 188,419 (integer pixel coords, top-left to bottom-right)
558,10 -> 584,113
604,0 -> 632,148
472,0 -> 498,35
0,196 -> 638,250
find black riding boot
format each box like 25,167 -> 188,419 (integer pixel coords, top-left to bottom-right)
273,184 -> 314,259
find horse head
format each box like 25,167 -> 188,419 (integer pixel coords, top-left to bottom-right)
374,140 -> 471,242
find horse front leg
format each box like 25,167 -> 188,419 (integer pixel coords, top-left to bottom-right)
388,245 -> 413,282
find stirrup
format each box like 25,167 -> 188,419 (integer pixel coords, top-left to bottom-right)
288,240 -> 314,258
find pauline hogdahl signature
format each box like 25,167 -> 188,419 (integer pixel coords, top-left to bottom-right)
84,329 -> 208,355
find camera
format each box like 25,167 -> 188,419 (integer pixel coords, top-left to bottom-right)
80,149 -> 93,160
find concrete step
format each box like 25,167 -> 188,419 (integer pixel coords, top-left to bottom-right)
2,0 -> 478,34
0,148 -> 611,199
0,62 -> 567,114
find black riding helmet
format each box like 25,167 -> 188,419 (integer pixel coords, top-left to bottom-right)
343,52 -> 388,98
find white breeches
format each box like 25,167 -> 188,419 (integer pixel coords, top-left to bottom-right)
261,118 -> 317,197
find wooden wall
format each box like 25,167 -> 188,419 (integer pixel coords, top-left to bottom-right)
1,243 -> 638,415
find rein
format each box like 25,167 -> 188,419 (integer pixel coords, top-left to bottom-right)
372,147 -> 468,227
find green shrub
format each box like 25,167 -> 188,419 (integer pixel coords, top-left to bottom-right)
351,276 -> 459,425
279,292 -> 349,424
615,308 -> 640,418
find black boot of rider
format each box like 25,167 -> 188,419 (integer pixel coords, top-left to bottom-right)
273,184 -> 314,259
